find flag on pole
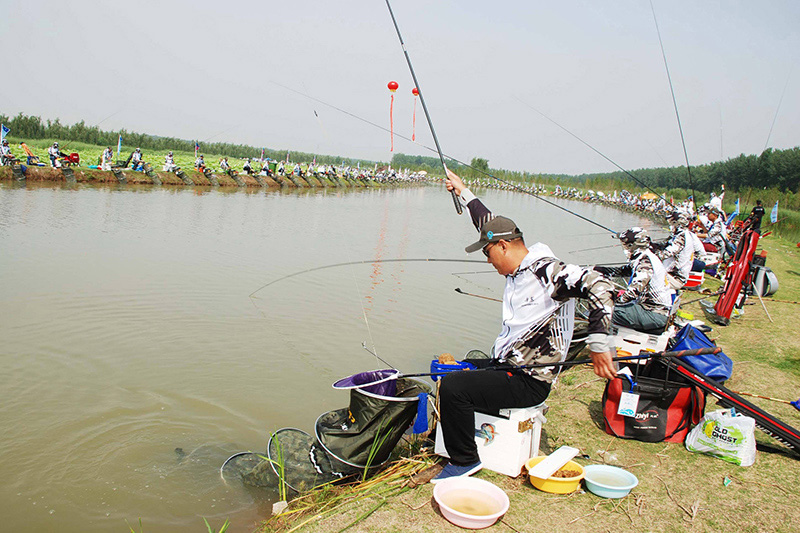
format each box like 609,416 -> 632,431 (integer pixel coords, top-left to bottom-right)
286,151 -> 290,162
1,124 -> 10,142
194,141 -> 200,158
770,201 -> 779,224
725,198 -> 740,227
261,148 -> 265,161
117,135 -> 122,157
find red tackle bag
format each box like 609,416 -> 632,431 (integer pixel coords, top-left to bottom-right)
602,375 -> 705,443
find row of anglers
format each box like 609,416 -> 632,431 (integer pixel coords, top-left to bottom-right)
462,175 -> 765,259
0,140 -> 427,184
548,184 -> 768,259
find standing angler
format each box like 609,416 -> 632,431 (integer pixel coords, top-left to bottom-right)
746,200 -> 766,234
431,170 -> 617,484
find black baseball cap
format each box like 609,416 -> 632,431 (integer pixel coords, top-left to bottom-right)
465,216 -> 523,253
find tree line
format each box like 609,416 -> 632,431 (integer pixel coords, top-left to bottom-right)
0,112 -> 380,167
4,112 -> 797,198
392,147 -> 800,201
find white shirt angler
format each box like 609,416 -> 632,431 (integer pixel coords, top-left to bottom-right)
667,228 -> 699,281
688,231 -> 706,262
492,243 -> 571,362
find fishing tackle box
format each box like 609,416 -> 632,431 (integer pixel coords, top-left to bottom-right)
434,403 -> 548,477
610,325 -> 672,361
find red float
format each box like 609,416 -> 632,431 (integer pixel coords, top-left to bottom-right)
411,88 -> 419,141
387,81 -> 399,151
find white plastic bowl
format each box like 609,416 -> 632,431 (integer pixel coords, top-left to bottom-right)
433,477 -> 510,529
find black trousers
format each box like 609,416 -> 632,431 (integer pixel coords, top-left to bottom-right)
438,360 -> 551,466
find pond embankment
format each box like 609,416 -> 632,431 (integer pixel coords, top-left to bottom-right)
0,165 -> 396,189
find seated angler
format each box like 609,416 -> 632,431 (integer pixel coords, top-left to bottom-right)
101,146 -> 113,171
48,142 -> 62,168
242,158 -> 254,175
656,212 -> 704,290
431,170 -> 617,484
0,139 -> 15,165
163,151 -> 179,172
596,228 -> 673,334
131,148 -> 144,170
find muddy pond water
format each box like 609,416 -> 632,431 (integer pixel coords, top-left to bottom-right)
0,182 -> 661,532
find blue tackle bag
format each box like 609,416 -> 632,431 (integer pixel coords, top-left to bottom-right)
671,324 -> 733,382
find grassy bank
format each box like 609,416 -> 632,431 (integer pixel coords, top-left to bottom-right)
263,234 -> 800,533
6,136 -> 261,174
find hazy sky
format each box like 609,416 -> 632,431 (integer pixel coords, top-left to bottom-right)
2,0 -> 797,174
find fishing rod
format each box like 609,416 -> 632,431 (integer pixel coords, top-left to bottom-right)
454,287 -> 501,303
762,297 -> 800,306
729,391 -> 800,412
60,109 -> 123,152
650,0 -> 696,214
249,258 -> 486,297
266,79 -> 619,235
679,289 -> 723,307
513,96 -> 676,209
384,0 -> 462,215
395,347 -> 721,380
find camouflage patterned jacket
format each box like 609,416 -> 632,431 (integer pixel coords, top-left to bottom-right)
460,190 -> 615,383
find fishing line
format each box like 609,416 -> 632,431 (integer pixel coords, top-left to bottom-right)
265,79 -> 619,235
451,271 -> 498,293
650,0 -> 696,213
764,65 -> 793,151
514,95 -> 675,208
343,236 -> 382,363
361,342 -> 399,370
201,125 -> 239,145
249,258 -> 486,297
384,0 -> 462,215
569,242 -> 621,254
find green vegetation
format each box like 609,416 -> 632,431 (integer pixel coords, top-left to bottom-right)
0,112 -> 382,168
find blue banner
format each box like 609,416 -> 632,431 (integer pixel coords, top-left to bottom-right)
0,124 -> 9,141
770,201 -> 779,224
725,198 -> 740,227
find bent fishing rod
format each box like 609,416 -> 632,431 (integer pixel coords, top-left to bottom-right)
384,0 -> 461,215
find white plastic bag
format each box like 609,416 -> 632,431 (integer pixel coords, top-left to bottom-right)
685,408 -> 756,466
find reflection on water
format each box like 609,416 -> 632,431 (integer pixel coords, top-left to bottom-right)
0,182 -> 659,532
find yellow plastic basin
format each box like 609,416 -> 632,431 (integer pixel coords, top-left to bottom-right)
525,456 -> 585,494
